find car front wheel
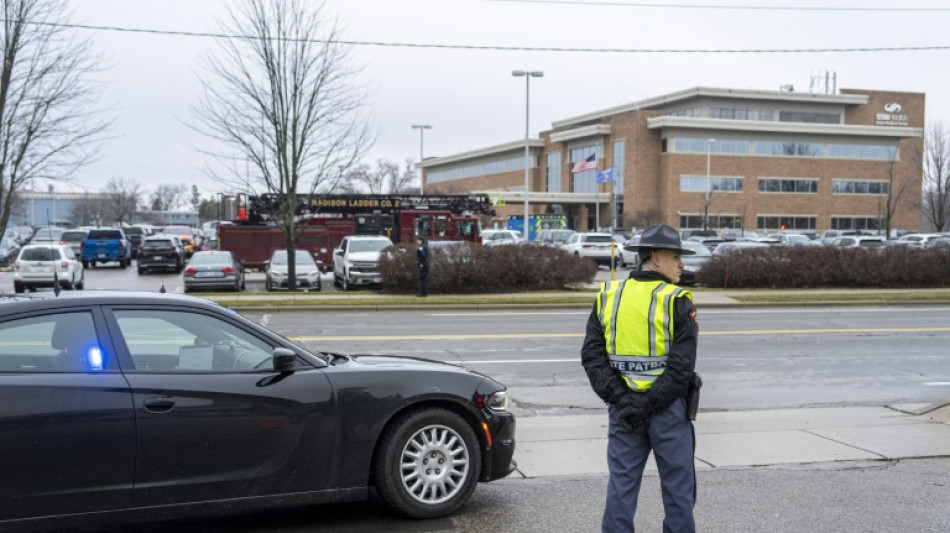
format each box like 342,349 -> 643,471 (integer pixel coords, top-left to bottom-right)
374,408 -> 480,519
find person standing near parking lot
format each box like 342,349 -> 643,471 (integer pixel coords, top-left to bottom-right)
416,237 -> 429,297
581,223 -> 700,533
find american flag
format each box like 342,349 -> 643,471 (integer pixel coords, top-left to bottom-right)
571,154 -> 597,173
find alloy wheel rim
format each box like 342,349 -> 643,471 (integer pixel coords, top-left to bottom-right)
399,424 -> 469,505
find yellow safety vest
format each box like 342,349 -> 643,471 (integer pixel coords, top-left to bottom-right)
596,279 -> 693,392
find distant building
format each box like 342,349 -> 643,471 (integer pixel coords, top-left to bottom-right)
7,190 -> 109,227
420,86 -> 925,234
134,210 -> 199,227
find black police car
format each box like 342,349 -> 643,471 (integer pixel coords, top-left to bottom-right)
0,292 -> 515,528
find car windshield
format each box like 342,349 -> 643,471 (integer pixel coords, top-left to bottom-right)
582,235 -> 612,243
61,232 -> 87,242
163,226 -> 192,234
349,239 -> 391,253
271,250 -> 317,266
682,242 -> 712,256
124,227 -> 145,236
189,252 -> 233,265
143,239 -> 176,248
21,248 -> 61,261
552,231 -> 574,243
87,229 -> 123,240
0,238 -> 16,249
33,229 -> 63,240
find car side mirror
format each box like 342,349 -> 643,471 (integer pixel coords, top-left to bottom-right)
335,249 -> 343,256
263,260 -> 269,267
273,347 -> 297,372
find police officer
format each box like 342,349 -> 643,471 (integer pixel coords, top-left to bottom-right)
416,237 -> 429,297
581,223 -> 699,533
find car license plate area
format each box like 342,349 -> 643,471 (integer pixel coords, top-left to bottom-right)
196,271 -> 222,278
97,253 -> 106,258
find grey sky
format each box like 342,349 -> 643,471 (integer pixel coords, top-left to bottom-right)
60,0 -> 950,198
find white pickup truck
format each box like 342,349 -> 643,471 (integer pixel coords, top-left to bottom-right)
332,235 -> 394,290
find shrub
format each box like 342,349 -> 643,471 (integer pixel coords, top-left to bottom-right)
697,246 -> 950,289
377,242 -> 598,293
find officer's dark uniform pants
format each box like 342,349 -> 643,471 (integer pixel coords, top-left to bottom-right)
603,397 -> 695,533
418,267 -> 429,296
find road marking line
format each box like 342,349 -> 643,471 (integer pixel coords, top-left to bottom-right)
924,382 -> 950,386
292,326 -> 950,342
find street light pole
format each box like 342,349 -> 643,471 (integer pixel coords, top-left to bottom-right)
705,138 -> 716,231
411,124 -> 432,195
512,70 -> 543,241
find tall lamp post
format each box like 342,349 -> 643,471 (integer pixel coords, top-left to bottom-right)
512,70 -> 543,241
412,124 -> 432,194
704,138 -> 716,231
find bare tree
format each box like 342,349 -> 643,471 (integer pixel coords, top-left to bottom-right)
921,122 -> 950,232
878,138 -> 922,238
195,0 -> 372,290
0,0 -> 109,238
149,183 -> 188,211
102,178 -> 143,225
347,158 -> 417,194
69,193 -> 103,226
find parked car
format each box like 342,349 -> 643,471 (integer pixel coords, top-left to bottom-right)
481,229 -> 522,247
161,226 -> 197,258
0,291 -> 515,525
828,236 -> 886,248
680,241 -> 713,286
534,229 -> 575,248
562,232 -> 615,265
12,244 -> 84,292
182,250 -> 245,293
771,233 -> 814,247
123,225 -> 153,258
686,236 -> 734,252
30,227 -> 63,244
82,228 -> 133,268
59,229 -> 89,257
264,249 -> 322,292
137,235 -> 185,274
0,238 -> 20,267
925,237 -> 950,249
819,229 -> 867,246
332,235 -> 393,291
712,241 -> 771,256
896,233 -> 947,247
12,225 -> 35,245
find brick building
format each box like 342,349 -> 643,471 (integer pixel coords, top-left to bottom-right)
419,86 -> 925,235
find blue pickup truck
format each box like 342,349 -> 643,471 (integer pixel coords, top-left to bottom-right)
81,228 -> 133,268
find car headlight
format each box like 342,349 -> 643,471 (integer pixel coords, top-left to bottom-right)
271,271 -> 283,278
484,391 -> 508,412
683,265 -> 698,272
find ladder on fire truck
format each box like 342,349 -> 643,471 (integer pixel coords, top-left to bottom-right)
224,193 -> 496,224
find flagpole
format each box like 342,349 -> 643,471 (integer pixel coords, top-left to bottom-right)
609,175 -> 616,282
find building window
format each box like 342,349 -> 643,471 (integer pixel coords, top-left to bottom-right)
832,180 -> 890,195
828,144 -> 897,160
428,155 -> 532,184
831,217 -> 881,231
679,214 -> 743,229
612,140 -> 625,192
757,216 -> 817,231
778,111 -> 840,124
668,107 -> 701,117
709,108 -> 773,121
546,152 -> 562,193
569,145 -> 603,194
673,138 -> 749,155
680,176 -> 743,192
758,179 -> 818,194
753,141 -> 824,157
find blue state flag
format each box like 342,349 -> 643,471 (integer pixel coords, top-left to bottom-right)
596,168 -> 614,184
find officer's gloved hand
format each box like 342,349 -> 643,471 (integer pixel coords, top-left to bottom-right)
615,393 -> 648,431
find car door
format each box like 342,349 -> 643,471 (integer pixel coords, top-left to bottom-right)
0,308 -> 135,520
103,306 -> 336,506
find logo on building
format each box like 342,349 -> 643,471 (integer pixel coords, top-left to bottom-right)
876,102 -> 908,127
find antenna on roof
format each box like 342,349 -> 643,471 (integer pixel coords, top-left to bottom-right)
47,209 -> 61,297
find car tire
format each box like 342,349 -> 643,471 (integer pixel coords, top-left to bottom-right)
82,260 -> 89,269
333,274 -> 340,288
120,258 -> 128,269
240,275 -> 245,291
341,274 -> 349,291
138,267 -> 145,275
76,275 -> 84,290
175,262 -> 183,274
373,408 -> 480,519
14,283 -> 23,294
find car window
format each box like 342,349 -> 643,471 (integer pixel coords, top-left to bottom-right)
0,312 -> 103,373
271,250 -> 288,265
294,250 -> 317,265
113,310 -> 275,373
189,252 -> 233,265
348,239 -> 392,253
583,235 -> 612,243
21,248 -> 61,261
567,234 -> 579,244
61,232 -> 87,242
87,230 -> 123,240
143,239 -> 176,248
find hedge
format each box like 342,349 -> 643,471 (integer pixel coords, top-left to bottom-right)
697,246 -> 950,289
377,242 -> 598,293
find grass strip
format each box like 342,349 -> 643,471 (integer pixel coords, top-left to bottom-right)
731,291 -> 950,303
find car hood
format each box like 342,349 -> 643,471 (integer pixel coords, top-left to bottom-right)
346,251 -> 382,262
269,263 -> 319,274
346,354 -> 486,375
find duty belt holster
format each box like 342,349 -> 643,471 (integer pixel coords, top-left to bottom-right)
686,372 -> 702,421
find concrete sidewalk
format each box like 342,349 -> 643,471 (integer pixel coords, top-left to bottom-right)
511,400 -> 950,478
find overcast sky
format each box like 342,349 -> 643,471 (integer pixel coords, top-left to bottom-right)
57,0 -> 950,199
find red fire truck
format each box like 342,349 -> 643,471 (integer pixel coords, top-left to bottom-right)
217,193 -> 494,270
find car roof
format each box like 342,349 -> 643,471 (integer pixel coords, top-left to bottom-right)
0,291 -> 223,317
20,243 -> 67,250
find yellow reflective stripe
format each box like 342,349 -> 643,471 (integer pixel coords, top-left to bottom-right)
614,280 -> 663,357
608,280 -> 627,356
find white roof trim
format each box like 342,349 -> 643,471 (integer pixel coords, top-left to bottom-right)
646,116 -> 923,138
419,139 -> 545,168
553,86 -> 869,128
473,190 -> 613,204
549,124 -> 612,143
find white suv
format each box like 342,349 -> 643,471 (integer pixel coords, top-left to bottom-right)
332,235 -> 393,290
14,244 -> 85,293
561,232 -> 618,266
